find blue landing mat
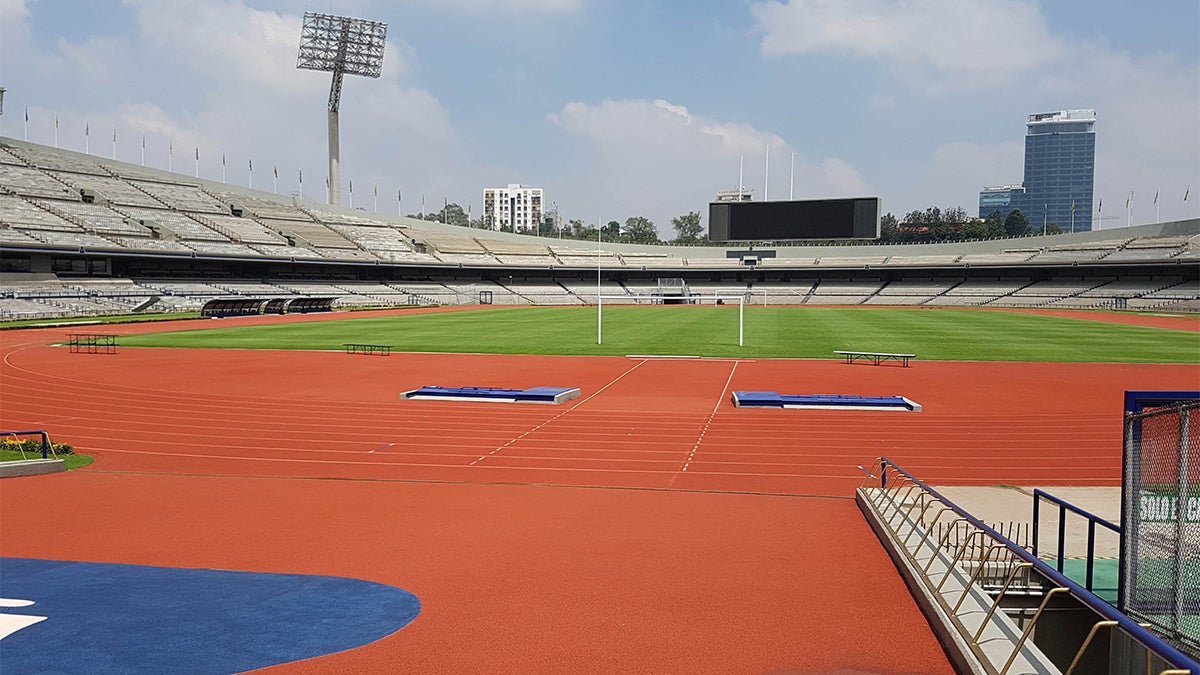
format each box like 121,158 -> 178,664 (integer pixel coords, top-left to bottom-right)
732,391 -> 922,412
0,557 -> 420,674
403,385 -> 581,404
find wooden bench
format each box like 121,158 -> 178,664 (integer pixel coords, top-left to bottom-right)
68,333 -> 118,354
343,343 -> 392,356
834,350 -> 915,367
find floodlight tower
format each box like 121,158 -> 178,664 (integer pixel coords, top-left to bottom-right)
296,12 -> 387,207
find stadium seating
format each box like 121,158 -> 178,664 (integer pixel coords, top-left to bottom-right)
1,138 -> 1196,319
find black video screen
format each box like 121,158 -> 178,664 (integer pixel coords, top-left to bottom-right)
709,198 -> 879,241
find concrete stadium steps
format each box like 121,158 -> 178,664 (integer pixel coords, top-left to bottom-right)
2,196 -> 80,230
0,164 -> 81,200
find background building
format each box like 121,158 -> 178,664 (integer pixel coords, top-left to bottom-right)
978,185 -> 1025,219
714,188 -> 753,202
979,109 -> 1096,232
483,184 -> 543,232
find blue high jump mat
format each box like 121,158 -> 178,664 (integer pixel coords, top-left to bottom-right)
732,391 -> 922,412
402,385 -> 581,404
0,557 -> 420,674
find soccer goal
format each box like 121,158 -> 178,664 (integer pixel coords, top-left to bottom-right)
596,293 -> 747,346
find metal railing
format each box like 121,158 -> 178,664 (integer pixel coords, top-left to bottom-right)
860,456 -> 1199,674
1031,488 -> 1123,602
1,430 -> 54,459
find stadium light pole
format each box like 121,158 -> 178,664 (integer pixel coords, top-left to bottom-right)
297,12 -> 388,207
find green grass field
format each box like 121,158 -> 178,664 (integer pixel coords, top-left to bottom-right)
114,306 -> 1200,362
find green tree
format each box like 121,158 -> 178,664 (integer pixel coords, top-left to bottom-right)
879,212 -> 899,242
1004,209 -> 1031,237
623,216 -> 660,244
1043,223 -> 1062,235
671,211 -> 704,244
432,203 -> 469,227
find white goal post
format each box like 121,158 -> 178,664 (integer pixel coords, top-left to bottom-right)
596,294 -> 747,346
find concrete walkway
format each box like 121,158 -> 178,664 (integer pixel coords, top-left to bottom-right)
936,485 -> 1122,558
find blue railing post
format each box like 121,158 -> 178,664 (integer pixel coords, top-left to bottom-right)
1057,503 -> 1067,573
1032,493 -> 1041,558
1086,520 -> 1096,591
40,431 -> 49,459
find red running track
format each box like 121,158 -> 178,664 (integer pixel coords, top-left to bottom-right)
2,312 -> 1196,673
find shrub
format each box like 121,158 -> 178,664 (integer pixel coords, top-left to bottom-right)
0,437 -> 74,456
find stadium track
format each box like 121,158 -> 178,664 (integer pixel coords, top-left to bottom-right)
2,307 -> 1196,673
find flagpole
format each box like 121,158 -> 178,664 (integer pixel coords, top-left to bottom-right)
248,159 -> 253,190
168,142 -> 173,172
738,155 -> 743,200
299,169 -> 304,199
112,128 -> 117,160
1154,189 -> 1160,224
373,185 -> 378,212
141,134 -> 146,166
23,106 -> 27,141
398,190 -> 402,217
85,122 -> 90,154
53,114 -> 59,148
273,166 -> 278,194
597,216 -> 602,345
194,147 -> 199,178
221,153 -> 226,183
764,143 -> 770,201
789,152 -> 795,200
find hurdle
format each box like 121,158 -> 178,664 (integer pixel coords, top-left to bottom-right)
343,343 -> 392,356
67,333 -> 117,354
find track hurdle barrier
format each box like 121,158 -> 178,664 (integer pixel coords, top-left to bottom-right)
67,333 -> 117,354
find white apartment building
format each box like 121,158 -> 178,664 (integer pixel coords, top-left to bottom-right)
483,184 -> 544,232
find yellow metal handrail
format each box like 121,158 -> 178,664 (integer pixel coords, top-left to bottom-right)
1000,587 -> 1069,674
935,530 -> 988,593
921,517 -> 968,574
1064,620 -> 1117,675
950,543 -> 1009,614
972,562 -> 1033,644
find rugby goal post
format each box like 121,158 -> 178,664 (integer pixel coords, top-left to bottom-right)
596,294 -> 747,346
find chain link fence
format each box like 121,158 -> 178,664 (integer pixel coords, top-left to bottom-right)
1122,398 -> 1200,656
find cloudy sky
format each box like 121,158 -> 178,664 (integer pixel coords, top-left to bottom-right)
2,0 -> 1198,233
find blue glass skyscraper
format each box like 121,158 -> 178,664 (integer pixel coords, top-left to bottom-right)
1020,110 -> 1095,232
979,109 -> 1096,232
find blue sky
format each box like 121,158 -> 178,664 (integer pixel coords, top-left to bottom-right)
2,0 -> 1198,233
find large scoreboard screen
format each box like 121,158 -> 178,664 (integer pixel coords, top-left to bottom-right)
708,197 -> 880,242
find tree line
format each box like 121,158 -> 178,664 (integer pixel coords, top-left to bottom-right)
405,204 -> 707,245
880,207 -> 1056,244
406,201 -> 1058,247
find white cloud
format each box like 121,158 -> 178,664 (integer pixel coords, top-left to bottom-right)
399,0 -> 581,12
750,0 -> 1200,223
752,0 -> 1061,91
549,98 -> 872,234
4,0 -> 459,202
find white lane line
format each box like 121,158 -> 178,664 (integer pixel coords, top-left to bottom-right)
682,360 -> 740,473
472,359 -> 648,467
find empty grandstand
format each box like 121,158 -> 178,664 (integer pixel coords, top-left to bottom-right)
0,138 -> 1197,320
